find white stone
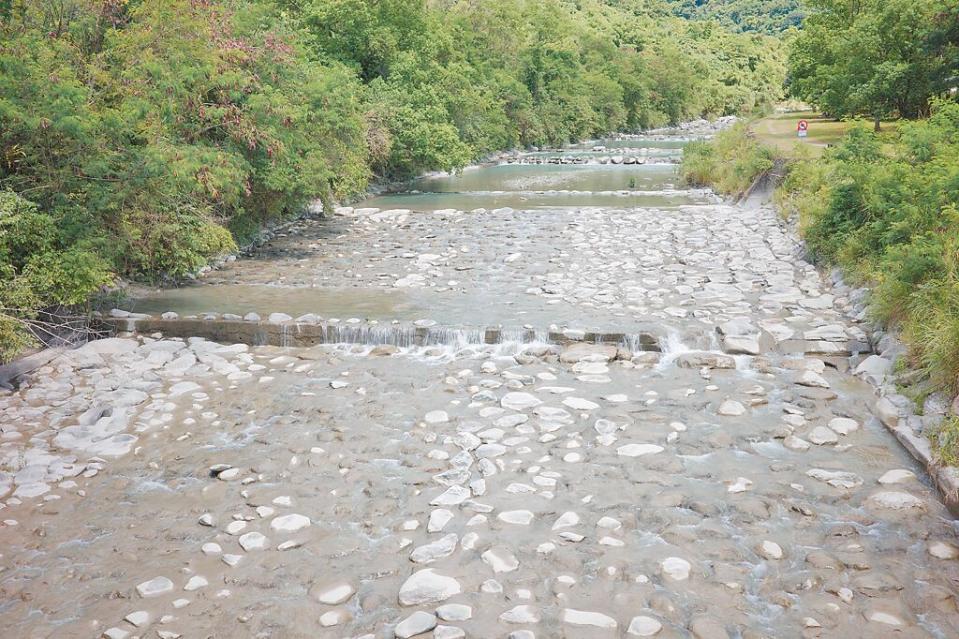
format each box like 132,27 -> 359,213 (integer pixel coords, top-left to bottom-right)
878,469 -> 915,485
929,541 -> 959,560
238,532 -> 268,551
866,491 -> 925,510
552,511 -> 580,530
315,583 -> 355,605
436,604 -> 472,622
501,392 -> 542,411
808,426 -> 838,445
661,557 -> 691,581
617,443 -> 664,457
718,400 -> 745,416
395,611 -> 437,638
183,575 -> 208,591
498,510 -> 534,525
124,611 -> 151,628
627,616 -> 663,636
398,569 -> 462,606
499,605 -> 540,624
270,513 -> 311,533
482,547 -> 519,573
757,540 -> 783,560
136,576 -> 174,598
562,609 -> 617,629
563,397 -> 599,411
828,417 -> 859,435
410,534 -> 458,564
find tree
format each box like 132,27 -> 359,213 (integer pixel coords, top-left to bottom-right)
788,0 -> 959,129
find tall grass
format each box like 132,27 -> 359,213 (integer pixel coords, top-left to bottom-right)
681,123 -> 778,196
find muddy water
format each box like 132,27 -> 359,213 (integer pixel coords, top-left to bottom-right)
3,130 -> 959,639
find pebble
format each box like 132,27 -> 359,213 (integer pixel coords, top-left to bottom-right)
394,611 -> 437,638
136,576 -> 174,598
627,616 -> 663,636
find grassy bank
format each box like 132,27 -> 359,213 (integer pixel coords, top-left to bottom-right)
680,122 -> 780,197
684,102 -> 959,462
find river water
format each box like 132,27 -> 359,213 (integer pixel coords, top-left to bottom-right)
1,128 -> 958,639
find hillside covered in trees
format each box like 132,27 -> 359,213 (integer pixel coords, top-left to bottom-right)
665,0 -> 803,35
0,0 -> 786,358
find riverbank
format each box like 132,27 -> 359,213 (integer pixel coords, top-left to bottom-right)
683,111 -> 959,503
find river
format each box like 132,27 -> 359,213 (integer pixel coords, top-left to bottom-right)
0,125 -> 957,638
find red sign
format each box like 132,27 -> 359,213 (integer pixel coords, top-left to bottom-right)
797,120 -> 809,132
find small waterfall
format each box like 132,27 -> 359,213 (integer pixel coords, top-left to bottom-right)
280,323 -> 292,348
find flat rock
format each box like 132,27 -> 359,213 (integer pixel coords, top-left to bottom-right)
398,569 -> 462,606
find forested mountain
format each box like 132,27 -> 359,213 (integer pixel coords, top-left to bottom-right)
665,0 -> 804,34
0,0 -> 786,358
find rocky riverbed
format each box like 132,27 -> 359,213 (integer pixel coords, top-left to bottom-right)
2,131 -> 958,638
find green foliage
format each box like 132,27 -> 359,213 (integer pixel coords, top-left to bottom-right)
788,0 -> 958,122
781,101 -> 959,394
0,0 -> 787,359
681,122 -> 777,195
0,190 -> 113,358
293,0 -> 787,177
929,416 -> 959,467
665,0 -> 804,34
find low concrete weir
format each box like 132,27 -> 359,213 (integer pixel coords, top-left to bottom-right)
101,315 -> 664,351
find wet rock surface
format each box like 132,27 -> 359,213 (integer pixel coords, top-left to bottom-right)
3,132 -> 958,638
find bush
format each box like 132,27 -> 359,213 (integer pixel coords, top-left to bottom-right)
780,102 -> 959,396
681,122 -> 777,195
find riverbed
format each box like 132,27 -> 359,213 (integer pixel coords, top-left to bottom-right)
1,127 -> 957,638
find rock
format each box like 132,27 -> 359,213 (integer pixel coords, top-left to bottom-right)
797,370 -> 830,388
559,343 -> 618,363
319,609 -> 351,627
722,335 -> 760,356
878,469 -> 915,484
268,312 -> 292,323
757,540 -> 783,560
718,400 -> 745,416
434,626 -> 465,639
552,511 -> 580,530
497,510 -> 534,525
866,491 -> 925,510
410,534 -> 458,564
661,557 -> 691,581
482,547 -> 519,573
627,616 -> 663,636
313,582 -> 355,605
807,468 -> 863,489
874,397 -> 899,428
675,352 -> 736,369
563,397 -> 599,410
124,611 -> 151,627
617,444 -> 664,457
562,609 -> 617,629
829,417 -> 859,435
689,616 -> 730,639
238,532 -> 268,551
928,541 -> 959,559
270,513 -> 311,533
183,575 -> 208,591
808,426 -> 838,445
398,569 -> 461,606
501,392 -> 542,411
395,611 -> 437,638
855,355 -> 892,385
863,610 -> 903,627
136,576 -> 174,598
425,410 -> 449,424
436,604 -> 472,622
499,605 -> 541,624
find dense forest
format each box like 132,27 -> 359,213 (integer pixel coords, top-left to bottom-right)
665,0 -> 803,35
0,0 -> 787,358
